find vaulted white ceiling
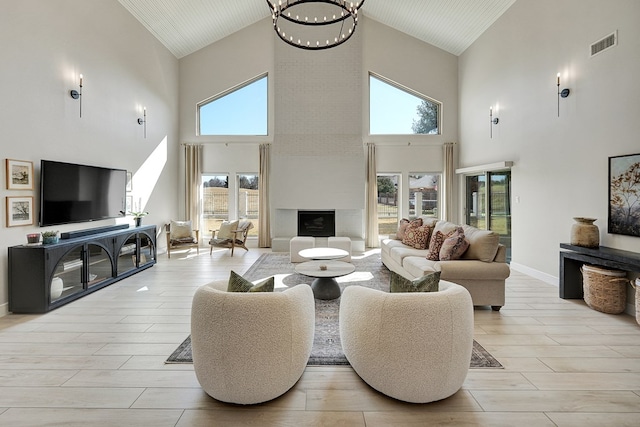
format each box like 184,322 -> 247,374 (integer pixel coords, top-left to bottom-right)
118,0 -> 516,59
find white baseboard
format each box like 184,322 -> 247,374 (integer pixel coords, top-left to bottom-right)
510,262 -> 559,286
0,303 -> 8,317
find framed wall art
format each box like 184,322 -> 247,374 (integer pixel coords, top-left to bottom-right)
6,159 -> 34,190
608,152 -> 640,237
6,196 -> 34,227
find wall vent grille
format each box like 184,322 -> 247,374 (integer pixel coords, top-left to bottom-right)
590,31 -> 617,57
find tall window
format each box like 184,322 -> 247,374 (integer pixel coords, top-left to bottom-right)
369,73 -> 440,135
377,174 -> 400,236
409,174 -> 439,218
202,174 -> 229,236
237,174 -> 259,238
198,74 -> 268,136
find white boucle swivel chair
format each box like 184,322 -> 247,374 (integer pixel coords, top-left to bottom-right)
191,280 -> 315,405
339,280 -> 473,403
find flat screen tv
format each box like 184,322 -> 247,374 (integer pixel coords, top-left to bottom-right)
39,160 -> 127,227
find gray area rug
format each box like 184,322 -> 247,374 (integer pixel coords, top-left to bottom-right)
167,253 -> 502,368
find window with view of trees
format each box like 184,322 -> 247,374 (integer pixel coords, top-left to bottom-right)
202,174 -> 229,237
198,74 -> 268,136
369,74 -> 440,135
377,174 -> 400,236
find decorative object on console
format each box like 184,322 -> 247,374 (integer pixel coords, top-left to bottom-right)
6,196 -> 34,227
5,159 -> 34,190
570,217 -> 599,248
137,106 -> 146,138
608,153 -> 640,237
557,73 -> 570,117
69,73 -> 83,117
41,230 -> 59,245
128,210 -> 149,227
26,233 -> 40,244
266,0 -> 365,50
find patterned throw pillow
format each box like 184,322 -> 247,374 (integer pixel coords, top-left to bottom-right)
390,271 -> 440,293
426,230 -> 449,261
227,270 -> 274,292
439,226 -> 470,261
402,223 -> 432,249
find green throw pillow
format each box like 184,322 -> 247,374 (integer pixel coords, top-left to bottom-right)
227,270 -> 274,293
390,271 -> 440,293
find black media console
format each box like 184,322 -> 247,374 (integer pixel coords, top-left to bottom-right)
559,243 -> 640,299
8,225 -> 157,313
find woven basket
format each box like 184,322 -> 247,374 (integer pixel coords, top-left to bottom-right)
581,264 -> 627,314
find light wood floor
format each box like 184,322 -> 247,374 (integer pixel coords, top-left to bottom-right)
1,246 -> 640,426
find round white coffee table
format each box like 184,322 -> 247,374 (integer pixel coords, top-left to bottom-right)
294,260 -> 355,300
298,247 -> 349,261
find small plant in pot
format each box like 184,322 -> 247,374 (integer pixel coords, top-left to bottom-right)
128,211 -> 149,227
41,230 -> 59,245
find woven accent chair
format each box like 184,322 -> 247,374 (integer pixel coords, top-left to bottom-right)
209,220 -> 253,256
165,220 -> 199,258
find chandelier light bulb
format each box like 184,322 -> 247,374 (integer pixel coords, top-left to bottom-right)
268,0 -> 365,50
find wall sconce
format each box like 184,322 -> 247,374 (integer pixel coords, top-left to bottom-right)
137,107 -> 146,138
69,74 -> 83,117
490,106 -> 499,138
557,73 -> 570,117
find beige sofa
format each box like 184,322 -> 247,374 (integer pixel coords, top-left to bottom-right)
381,217 -> 510,310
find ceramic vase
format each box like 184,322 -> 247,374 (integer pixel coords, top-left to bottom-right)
570,217 -> 599,248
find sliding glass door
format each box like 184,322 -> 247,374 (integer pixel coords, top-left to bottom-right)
466,171 -> 511,262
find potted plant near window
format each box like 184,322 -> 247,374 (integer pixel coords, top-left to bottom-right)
41,230 -> 59,244
128,211 -> 149,227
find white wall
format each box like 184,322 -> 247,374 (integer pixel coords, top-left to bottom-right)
0,0 -> 180,315
179,16 -> 459,239
459,0 -> 640,279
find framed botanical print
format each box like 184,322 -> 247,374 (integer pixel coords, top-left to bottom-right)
6,159 -> 34,190
6,196 -> 34,227
608,152 -> 640,237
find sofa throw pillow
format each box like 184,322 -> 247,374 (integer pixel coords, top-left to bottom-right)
227,270 -> 274,293
390,271 -> 440,293
401,223 -> 432,249
426,230 -> 449,261
396,218 -> 410,240
171,220 -> 193,240
439,226 -> 470,261
217,220 -> 239,240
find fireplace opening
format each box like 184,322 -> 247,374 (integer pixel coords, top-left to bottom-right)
298,210 -> 335,237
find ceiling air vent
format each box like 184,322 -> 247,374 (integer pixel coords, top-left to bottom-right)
590,31 -> 617,57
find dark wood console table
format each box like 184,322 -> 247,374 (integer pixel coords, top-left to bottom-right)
559,244 -> 640,299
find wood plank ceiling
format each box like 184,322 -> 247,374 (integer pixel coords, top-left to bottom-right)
117,0 -> 517,58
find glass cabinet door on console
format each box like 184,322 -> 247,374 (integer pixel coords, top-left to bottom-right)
86,243 -> 114,288
139,233 -> 156,267
50,246 -> 85,304
117,234 -> 138,276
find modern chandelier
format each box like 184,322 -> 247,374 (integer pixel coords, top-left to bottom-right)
266,0 -> 365,50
